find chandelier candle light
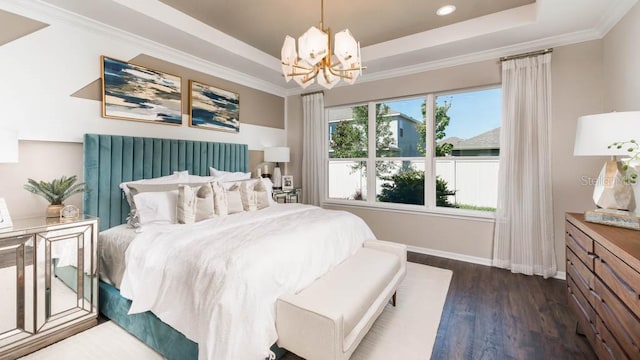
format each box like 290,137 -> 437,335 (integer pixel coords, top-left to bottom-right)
281,0 -> 365,89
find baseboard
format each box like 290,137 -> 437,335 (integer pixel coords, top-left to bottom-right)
407,245 -> 567,280
407,245 -> 493,266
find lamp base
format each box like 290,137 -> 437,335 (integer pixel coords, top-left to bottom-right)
585,208 -> 640,231
593,160 -> 635,211
272,166 -> 282,189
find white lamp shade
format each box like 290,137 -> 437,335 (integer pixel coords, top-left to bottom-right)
334,29 -> 358,67
281,35 -> 297,82
264,147 -> 290,163
298,26 -> 328,66
0,129 -> 19,163
574,111 -> 640,156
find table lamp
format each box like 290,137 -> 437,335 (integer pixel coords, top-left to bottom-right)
264,147 -> 290,189
574,111 -> 640,226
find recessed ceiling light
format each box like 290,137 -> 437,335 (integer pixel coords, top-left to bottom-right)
436,5 -> 456,16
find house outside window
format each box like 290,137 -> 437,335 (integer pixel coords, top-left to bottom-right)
326,87 -> 501,215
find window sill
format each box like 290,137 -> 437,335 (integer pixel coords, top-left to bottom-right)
321,199 -> 496,223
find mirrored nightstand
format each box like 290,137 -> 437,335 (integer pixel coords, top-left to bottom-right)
272,188 -> 302,203
0,215 -> 99,359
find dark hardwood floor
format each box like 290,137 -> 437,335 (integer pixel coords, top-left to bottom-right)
408,252 -> 597,360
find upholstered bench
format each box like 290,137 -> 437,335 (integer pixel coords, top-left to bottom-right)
276,240 -> 407,360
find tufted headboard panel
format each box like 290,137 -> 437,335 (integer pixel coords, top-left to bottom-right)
83,134 -> 248,231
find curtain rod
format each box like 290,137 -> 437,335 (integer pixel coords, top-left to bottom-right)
500,48 -> 553,62
301,90 -> 324,97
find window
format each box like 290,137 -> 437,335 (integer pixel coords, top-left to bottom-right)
326,87 -> 501,215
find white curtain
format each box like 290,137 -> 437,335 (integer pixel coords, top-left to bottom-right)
492,53 -> 557,278
302,92 -> 324,206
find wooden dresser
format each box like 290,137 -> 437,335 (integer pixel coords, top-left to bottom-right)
565,213 -> 640,359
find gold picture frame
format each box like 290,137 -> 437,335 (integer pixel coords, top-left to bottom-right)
189,80 -> 240,133
101,55 -> 183,125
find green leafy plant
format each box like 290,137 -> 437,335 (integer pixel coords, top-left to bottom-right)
377,168 -> 457,207
608,140 -> 639,184
23,175 -> 86,205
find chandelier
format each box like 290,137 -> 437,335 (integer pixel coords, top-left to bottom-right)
281,0 -> 364,89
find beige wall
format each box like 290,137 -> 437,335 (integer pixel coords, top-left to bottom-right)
288,41 -> 609,273
0,141 -> 83,219
551,40 -> 608,272
603,1 -> 640,111
286,95 -> 303,188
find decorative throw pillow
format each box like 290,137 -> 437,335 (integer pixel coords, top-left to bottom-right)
211,181 -> 229,216
177,185 -> 197,224
132,190 -> 178,225
209,167 -> 251,182
253,180 -> 271,210
226,184 -> 244,214
239,181 -> 258,212
194,183 -> 215,221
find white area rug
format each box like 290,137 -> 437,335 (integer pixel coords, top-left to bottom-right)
21,263 -> 452,360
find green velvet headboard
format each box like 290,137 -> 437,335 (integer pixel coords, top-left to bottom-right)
83,134 -> 248,231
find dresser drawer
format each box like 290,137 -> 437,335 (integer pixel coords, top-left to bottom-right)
595,317 -> 630,360
566,221 -> 594,270
567,257 -> 596,311
594,278 -> 640,358
567,247 -> 595,294
567,275 -> 596,345
594,242 -> 640,319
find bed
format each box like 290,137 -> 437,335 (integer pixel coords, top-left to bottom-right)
83,134 -> 375,360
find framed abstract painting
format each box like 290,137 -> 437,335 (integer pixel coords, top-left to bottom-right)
189,80 -> 240,133
101,56 -> 182,125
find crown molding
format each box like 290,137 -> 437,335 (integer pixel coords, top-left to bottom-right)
0,0 -> 289,97
284,27 -> 603,97
594,0 -> 638,37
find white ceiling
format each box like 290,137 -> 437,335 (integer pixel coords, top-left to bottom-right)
39,0 -> 639,96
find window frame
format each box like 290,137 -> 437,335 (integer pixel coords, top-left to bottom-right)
323,87 -> 500,220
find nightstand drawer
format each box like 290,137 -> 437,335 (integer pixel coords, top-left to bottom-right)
594,278 -> 640,358
594,242 -> 640,319
566,221 -> 594,270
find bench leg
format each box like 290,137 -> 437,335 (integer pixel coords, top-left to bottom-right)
391,291 -> 397,307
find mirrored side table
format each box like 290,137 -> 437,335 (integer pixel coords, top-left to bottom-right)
272,188 -> 302,204
0,215 -> 99,359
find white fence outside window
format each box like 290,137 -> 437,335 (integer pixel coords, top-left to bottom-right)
328,158 -> 499,208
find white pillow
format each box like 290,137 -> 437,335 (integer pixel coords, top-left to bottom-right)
120,171 -> 189,207
133,190 -> 178,225
226,184 -> 244,214
209,167 -> 251,182
176,183 -> 216,224
177,185 -> 197,224
211,181 -> 228,216
253,180 -> 271,209
239,181 -> 258,212
194,183 -> 215,221
222,178 -> 275,205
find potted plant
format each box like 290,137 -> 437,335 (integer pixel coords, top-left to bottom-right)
23,175 -> 86,218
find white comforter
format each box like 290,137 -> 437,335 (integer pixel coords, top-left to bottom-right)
119,204 -> 375,360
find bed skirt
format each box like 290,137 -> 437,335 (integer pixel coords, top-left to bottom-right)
98,280 -> 288,360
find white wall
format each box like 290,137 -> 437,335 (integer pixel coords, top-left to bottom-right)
604,1 -> 640,111
0,2 -> 286,218
0,2 -> 284,149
